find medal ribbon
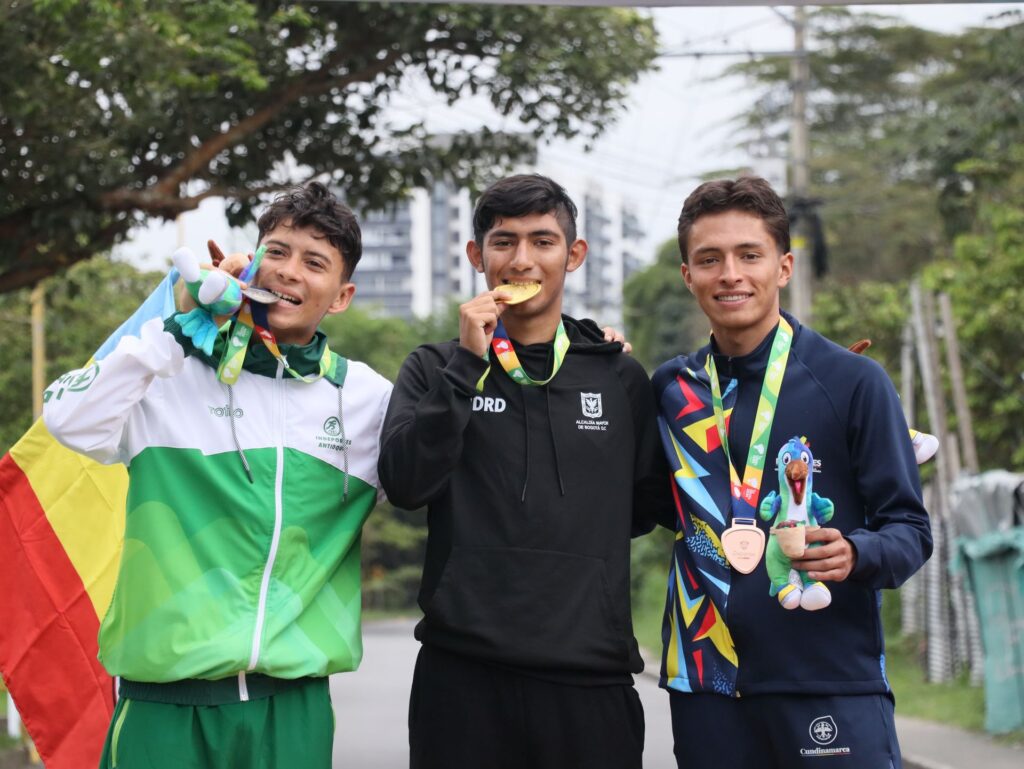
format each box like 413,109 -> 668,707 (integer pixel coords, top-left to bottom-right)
216,299 -> 333,385
475,319 -> 570,392
707,316 -> 793,517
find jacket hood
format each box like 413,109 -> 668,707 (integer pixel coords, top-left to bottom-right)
561,315 -> 625,355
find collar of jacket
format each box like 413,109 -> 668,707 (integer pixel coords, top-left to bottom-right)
165,315 -> 343,385
705,309 -> 803,381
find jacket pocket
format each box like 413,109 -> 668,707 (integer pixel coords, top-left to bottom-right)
422,546 -> 631,671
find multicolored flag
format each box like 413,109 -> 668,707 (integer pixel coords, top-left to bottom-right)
0,273 -> 178,769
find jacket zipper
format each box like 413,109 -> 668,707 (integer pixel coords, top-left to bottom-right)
247,360 -> 286,681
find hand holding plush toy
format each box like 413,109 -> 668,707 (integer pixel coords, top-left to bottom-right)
171,244 -> 273,355
759,437 -> 836,611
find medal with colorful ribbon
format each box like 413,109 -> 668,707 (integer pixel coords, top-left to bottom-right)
216,293 -> 334,385
475,319 -> 570,391
708,317 -> 793,569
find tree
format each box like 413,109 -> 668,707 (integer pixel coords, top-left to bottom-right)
622,238 -> 708,372
725,9 -> 959,283
0,0 -> 658,293
933,203 -> 1024,470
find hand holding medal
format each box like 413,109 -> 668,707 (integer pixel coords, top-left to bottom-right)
458,283 -> 541,358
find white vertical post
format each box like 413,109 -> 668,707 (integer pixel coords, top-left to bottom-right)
6,693 -> 20,739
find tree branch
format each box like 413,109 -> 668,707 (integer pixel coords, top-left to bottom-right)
99,46 -> 410,217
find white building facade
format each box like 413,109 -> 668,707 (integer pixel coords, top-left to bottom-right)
350,172 -> 645,329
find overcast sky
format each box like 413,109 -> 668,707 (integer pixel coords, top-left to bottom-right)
116,2 -> 1024,271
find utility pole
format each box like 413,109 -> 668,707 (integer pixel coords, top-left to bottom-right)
30,283 -> 45,419
788,5 -> 813,323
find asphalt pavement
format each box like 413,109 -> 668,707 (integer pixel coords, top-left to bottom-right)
333,619 -> 1024,769
331,618 -> 675,769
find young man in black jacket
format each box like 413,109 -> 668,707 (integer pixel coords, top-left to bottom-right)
653,176 -> 932,768
378,174 -> 670,769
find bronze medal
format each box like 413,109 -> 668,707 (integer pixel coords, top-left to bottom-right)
721,517 -> 766,574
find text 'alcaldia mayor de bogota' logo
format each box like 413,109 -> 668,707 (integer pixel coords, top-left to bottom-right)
576,392 -> 609,432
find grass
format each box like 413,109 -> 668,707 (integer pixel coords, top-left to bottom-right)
884,629 -> 987,728
880,592 -> 1024,746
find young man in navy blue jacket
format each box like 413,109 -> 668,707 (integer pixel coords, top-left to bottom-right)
379,174 -> 670,769
653,177 -> 931,769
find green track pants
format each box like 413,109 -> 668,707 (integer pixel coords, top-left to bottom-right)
98,678 -> 334,769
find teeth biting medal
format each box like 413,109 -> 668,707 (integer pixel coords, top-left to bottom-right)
242,286 -> 280,304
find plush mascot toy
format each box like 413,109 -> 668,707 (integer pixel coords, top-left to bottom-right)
759,437 -> 836,611
171,244 -> 270,355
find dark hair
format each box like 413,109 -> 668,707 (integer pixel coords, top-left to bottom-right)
677,176 -> 790,262
472,174 -> 578,245
257,181 -> 362,280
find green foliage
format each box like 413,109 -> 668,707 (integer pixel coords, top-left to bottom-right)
927,204 -> 1024,470
724,9 -> 1024,471
361,502 -> 428,613
622,239 -> 708,372
320,306 -> 422,383
812,279 -> 908,376
724,10 -> 1024,284
320,300 -> 459,381
1,0 -> 659,293
0,257 -> 162,454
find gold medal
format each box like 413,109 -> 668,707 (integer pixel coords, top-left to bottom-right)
721,517 -> 766,574
495,282 -> 541,305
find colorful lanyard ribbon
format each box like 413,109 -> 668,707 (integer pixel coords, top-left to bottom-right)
475,319 -> 570,392
707,316 -> 793,517
216,300 -> 332,385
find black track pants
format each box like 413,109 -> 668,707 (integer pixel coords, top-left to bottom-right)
409,644 -> 644,769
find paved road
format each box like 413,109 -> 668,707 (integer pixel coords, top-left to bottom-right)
332,619 -> 676,768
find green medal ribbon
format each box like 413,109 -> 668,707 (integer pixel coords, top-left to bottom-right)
216,299 -> 333,385
475,319 -> 570,392
707,316 -> 793,516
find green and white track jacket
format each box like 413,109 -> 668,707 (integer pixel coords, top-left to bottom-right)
43,317 -> 392,684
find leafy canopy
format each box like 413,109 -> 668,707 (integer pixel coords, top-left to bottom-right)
725,9 -> 1024,283
0,0 -> 658,292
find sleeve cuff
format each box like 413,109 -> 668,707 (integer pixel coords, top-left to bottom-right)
440,346 -> 491,397
845,530 -> 875,581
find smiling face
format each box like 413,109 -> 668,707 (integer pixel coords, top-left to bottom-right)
467,211 -> 586,339
681,210 -> 793,356
255,221 -> 355,345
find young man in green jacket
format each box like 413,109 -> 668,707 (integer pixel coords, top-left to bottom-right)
44,182 -> 392,768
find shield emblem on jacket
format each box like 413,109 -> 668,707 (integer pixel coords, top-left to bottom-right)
581,392 -> 603,419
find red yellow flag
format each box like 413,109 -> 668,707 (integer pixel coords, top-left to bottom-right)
0,274 -> 177,769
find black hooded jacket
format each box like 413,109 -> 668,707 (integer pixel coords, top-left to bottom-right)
378,316 -> 671,682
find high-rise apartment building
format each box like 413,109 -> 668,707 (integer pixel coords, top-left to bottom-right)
351,173 -> 644,328
352,180 -> 477,320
